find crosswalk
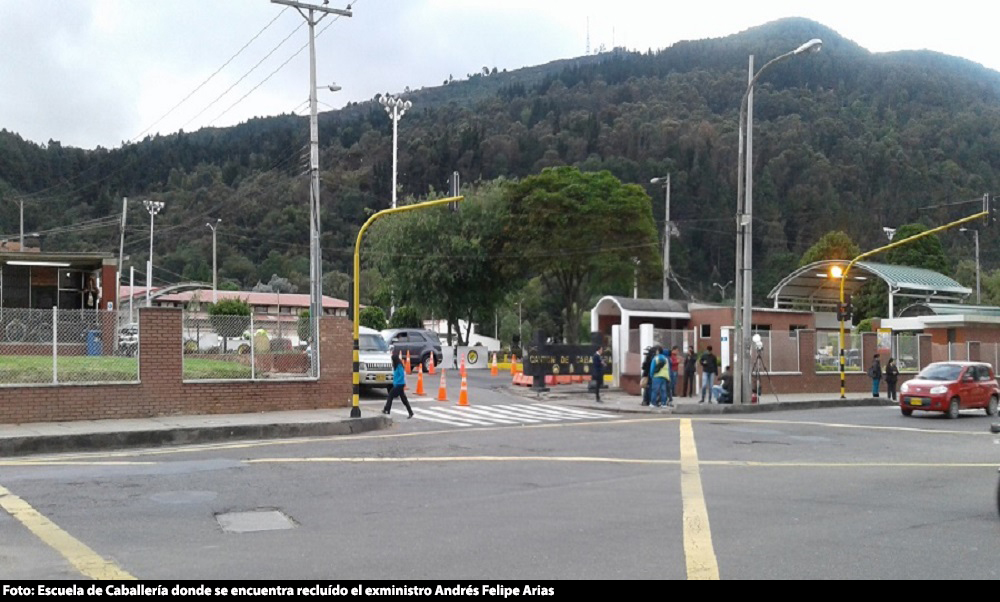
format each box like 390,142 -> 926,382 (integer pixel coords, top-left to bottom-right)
384,403 -> 618,428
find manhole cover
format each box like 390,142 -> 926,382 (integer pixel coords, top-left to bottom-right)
216,510 -> 295,533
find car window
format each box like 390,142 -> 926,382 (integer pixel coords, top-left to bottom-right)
978,366 -> 993,381
394,333 -> 408,343
918,364 -> 962,381
359,334 -> 388,352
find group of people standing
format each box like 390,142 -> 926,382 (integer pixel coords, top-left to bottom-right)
640,345 -> 723,407
868,354 -> 900,400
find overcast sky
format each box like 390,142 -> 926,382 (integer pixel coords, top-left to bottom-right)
2,0 -> 998,150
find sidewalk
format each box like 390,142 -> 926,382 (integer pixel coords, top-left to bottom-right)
0,386 -> 891,458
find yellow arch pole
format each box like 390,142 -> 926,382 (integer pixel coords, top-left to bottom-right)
350,196 -> 463,417
838,209 -> 987,398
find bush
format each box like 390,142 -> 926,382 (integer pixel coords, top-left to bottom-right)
360,306 -> 387,331
389,306 -> 422,329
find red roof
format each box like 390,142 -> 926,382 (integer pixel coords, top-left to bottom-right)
119,287 -> 347,309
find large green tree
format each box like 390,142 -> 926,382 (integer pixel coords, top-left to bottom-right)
799,231 -> 862,266
503,167 -> 660,344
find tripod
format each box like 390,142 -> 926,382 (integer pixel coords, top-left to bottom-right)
751,346 -> 779,404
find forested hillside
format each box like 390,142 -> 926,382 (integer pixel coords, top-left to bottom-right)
2,16 -> 999,310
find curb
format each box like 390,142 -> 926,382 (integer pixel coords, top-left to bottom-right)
0,415 -> 391,457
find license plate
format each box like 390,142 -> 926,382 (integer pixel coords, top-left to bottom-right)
383,375 -> 392,382
909,398 -> 925,406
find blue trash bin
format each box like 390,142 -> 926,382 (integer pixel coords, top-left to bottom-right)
86,330 -> 102,356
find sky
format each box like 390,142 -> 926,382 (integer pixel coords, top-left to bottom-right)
1,0 -> 998,150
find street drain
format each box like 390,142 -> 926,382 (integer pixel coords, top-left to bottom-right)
216,510 -> 296,533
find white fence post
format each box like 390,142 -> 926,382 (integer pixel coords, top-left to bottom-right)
250,314 -> 256,381
52,306 -> 58,384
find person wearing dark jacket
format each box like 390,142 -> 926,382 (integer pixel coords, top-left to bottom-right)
869,354 -> 882,398
683,347 -> 698,397
640,346 -> 656,406
885,357 -> 899,401
699,346 -> 719,404
592,346 -> 605,403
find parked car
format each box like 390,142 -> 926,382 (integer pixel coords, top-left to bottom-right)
359,326 -> 393,391
380,328 -> 443,372
899,361 -> 1000,418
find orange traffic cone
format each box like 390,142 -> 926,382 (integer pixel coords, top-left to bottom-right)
429,354 -> 436,375
437,369 -> 448,402
458,372 -> 469,406
510,354 -> 517,376
415,368 -> 425,396
460,354 -> 467,378
405,351 -> 411,374
491,353 -> 498,377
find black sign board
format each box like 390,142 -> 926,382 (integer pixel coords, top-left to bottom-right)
523,344 -> 612,377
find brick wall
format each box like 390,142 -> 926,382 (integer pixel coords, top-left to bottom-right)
0,308 -> 353,424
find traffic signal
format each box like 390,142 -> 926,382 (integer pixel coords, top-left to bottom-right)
984,193 -> 996,226
448,171 -> 460,212
837,295 -> 853,321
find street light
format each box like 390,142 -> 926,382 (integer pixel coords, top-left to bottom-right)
733,38 -> 822,406
379,94 -> 413,209
713,280 -> 733,299
206,219 -> 221,303
960,227 -> 980,304
650,175 -> 672,300
143,200 -> 165,307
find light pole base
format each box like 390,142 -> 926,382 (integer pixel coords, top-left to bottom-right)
350,406 -> 361,418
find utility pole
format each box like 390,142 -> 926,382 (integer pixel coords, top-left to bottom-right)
650,175 -> 672,299
273,0 -> 352,376
207,219 -> 221,303
143,200 -> 165,307
19,199 -> 24,250
117,197 -> 128,307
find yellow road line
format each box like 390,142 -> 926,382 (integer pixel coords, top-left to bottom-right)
0,484 -> 135,580
680,419 -> 720,581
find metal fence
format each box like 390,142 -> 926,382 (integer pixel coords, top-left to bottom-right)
931,342 -> 970,363
0,308 -> 139,385
752,331 -> 800,373
815,331 -> 863,372
892,334 -> 920,373
182,312 -> 313,381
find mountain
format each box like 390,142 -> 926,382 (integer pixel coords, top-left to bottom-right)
1,17 -> 999,305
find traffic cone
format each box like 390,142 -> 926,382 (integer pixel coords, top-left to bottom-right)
458,372 -> 469,406
510,354 -> 517,376
405,351 -> 411,374
437,369 -> 448,402
429,354 -> 436,375
415,368 -> 425,396
491,353 -> 498,377
460,354 -> 467,378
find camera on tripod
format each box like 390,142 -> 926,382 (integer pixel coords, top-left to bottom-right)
752,333 -> 764,351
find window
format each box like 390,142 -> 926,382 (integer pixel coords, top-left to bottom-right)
700,324 -> 711,338
789,325 -> 807,338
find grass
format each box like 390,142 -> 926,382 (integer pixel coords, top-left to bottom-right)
0,355 -> 256,383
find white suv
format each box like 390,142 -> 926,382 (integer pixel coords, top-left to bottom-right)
359,326 -> 394,390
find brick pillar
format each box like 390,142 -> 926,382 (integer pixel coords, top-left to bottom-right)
798,329 -> 816,377
862,332 -> 878,371
968,341 -> 981,362
918,335 -> 933,369
318,316 -> 352,407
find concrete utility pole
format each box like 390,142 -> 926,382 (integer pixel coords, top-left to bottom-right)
273,0 -> 352,376
117,197 -> 128,307
207,219 -> 221,303
650,175 -> 671,299
19,199 -> 24,250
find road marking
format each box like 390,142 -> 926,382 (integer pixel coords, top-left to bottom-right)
417,407 -> 495,426
246,456 -> 680,465
533,403 -> 616,418
679,419 -> 720,581
0,483 -> 135,580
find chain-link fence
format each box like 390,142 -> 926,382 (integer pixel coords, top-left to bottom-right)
893,334 -> 920,372
0,308 -> 139,385
182,312 -> 312,381
753,331 -> 800,373
815,331 -> 862,372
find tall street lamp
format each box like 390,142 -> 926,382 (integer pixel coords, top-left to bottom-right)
379,94 -> 413,209
273,0 -> 352,378
650,175 -> 672,300
143,200 -> 165,307
206,219 -> 221,303
960,227 -> 981,304
733,38 -> 822,406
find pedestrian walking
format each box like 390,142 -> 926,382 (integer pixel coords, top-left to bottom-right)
383,347 -> 414,418
699,345 -> 719,404
869,353 -> 882,398
683,346 -> 698,397
885,357 -> 899,401
592,345 -> 604,403
640,346 -> 656,406
669,346 -> 680,400
652,346 -> 672,407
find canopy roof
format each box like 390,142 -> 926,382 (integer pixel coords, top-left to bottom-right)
768,260 -> 970,313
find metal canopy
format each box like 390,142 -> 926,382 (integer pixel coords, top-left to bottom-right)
768,260 -> 971,314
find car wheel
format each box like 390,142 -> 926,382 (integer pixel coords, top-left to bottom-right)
421,354 -> 431,373
901,408 -> 913,417
987,395 -> 998,417
947,397 -> 961,419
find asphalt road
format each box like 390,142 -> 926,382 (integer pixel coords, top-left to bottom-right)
2,376 -> 999,580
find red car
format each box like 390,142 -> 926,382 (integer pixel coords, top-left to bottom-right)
899,362 -> 1000,418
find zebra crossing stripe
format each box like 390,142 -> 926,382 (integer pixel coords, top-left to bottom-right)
477,405 -> 550,422
418,407 -> 495,426
517,405 -> 592,420
491,405 -> 567,421
534,404 -> 615,419
447,406 -> 522,424
393,409 -> 479,427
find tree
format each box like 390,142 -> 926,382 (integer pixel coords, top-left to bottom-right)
208,298 -> 251,353
389,306 -> 422,329
503,167 -> 659,344
799,231 -> 861,266
359,306 -> 387,331
884,224 -> 949,273
253,274 -> 298,294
